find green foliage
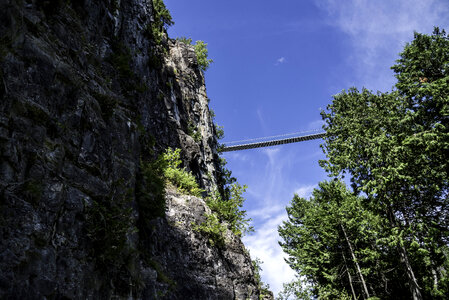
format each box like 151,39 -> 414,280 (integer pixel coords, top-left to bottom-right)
194,40 -> 213,71
147,24 -> 164,46
146,258 -> 176,288
175,38 -> 213,71
277,279 -> 314,300
86,198 -> 134,268
279,181 -> 385,299
393,27 -> 449,108
210,111 -> 226,153
137,147 -> 203,234
152,0 -> 174,29
192,213 -> 227,247
320,29 -> 449,299
194,181 -> 252,248
251,258 -> 271,299
177,36 -> 193,45
148,0 -> 173,45
187,122 -> 202,142
148,53 -> 163,69
209,109 -> 216,119
207,183 -> 253,236
191,123 -> 253,245
215,156 -> 236,200
281,28 -> 449,299
214,124 -> 225,140
162,148 -> 204,197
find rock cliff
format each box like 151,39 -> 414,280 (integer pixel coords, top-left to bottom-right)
0,0 -> 269,298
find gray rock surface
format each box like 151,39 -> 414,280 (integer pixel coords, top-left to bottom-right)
0,0 -> 271,299
142,189 -> 259,299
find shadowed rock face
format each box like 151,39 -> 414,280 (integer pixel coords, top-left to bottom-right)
143,190 -> 259,300
0,0 -> 268,299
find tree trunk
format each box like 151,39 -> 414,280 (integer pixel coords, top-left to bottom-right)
341,223 -> 370,299
398,243 -> 423,300
343,252 -> 358,300
387,207 -> 423,300
431,268 -> 438,289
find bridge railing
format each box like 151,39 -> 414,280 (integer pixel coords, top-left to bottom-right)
221,132 -> 325,152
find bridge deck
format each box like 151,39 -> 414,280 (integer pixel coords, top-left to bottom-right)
221,132 -> 325,152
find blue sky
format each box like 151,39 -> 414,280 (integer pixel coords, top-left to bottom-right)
166,0 -> 449,296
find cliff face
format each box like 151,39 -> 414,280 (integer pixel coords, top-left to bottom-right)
0,0 -> 264,298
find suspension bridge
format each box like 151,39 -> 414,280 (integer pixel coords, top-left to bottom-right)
221,130 -> 326,152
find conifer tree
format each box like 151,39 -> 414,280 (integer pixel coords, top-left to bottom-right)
279,28 -> 449,299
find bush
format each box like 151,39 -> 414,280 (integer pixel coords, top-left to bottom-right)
148,0 -> 173,46
187,122 -> 202,142
136,147 -> 203,231
214,124 -> 224,139
193,184 -> 253,247
192,213 -> 227,247
194,41 -> 213,71
177,37 -> 193,45
175,38 -> 213,71
252,258 -> 272,299
162,148 -> 203,197
152,0 -> 174,29
207,183 -> 253,236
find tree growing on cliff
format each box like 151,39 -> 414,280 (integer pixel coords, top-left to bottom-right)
194,40 -> 213,71
177,37 -> 214,71
162,148 -> 203,197
149,0 -> 174,45
152,0 -> 174,29
206,182 -> 253,236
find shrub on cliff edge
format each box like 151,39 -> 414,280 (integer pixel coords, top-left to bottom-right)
162,148 -> 203,197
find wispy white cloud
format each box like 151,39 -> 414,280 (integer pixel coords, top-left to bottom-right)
258,148 -> 285,205
314,0 -> 449,91
275,56 -> 287,66
243,210 -> 296,296
248,204 -> 284,221
307,119 -> 325,131
294,184 -> 316,199
256,108 -> 268,132
240,147 -> 318,296
225,152 -> 249,163
225,2 -> 449,297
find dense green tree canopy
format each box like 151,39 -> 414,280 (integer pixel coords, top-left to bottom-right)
279,28 -> 449,299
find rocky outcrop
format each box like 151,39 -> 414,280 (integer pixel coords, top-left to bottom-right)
163,40 -> 220,192
143,189 -> 259,299
0,0 -> 266,298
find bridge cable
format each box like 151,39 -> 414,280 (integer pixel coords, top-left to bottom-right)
221,131 -> 325,152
